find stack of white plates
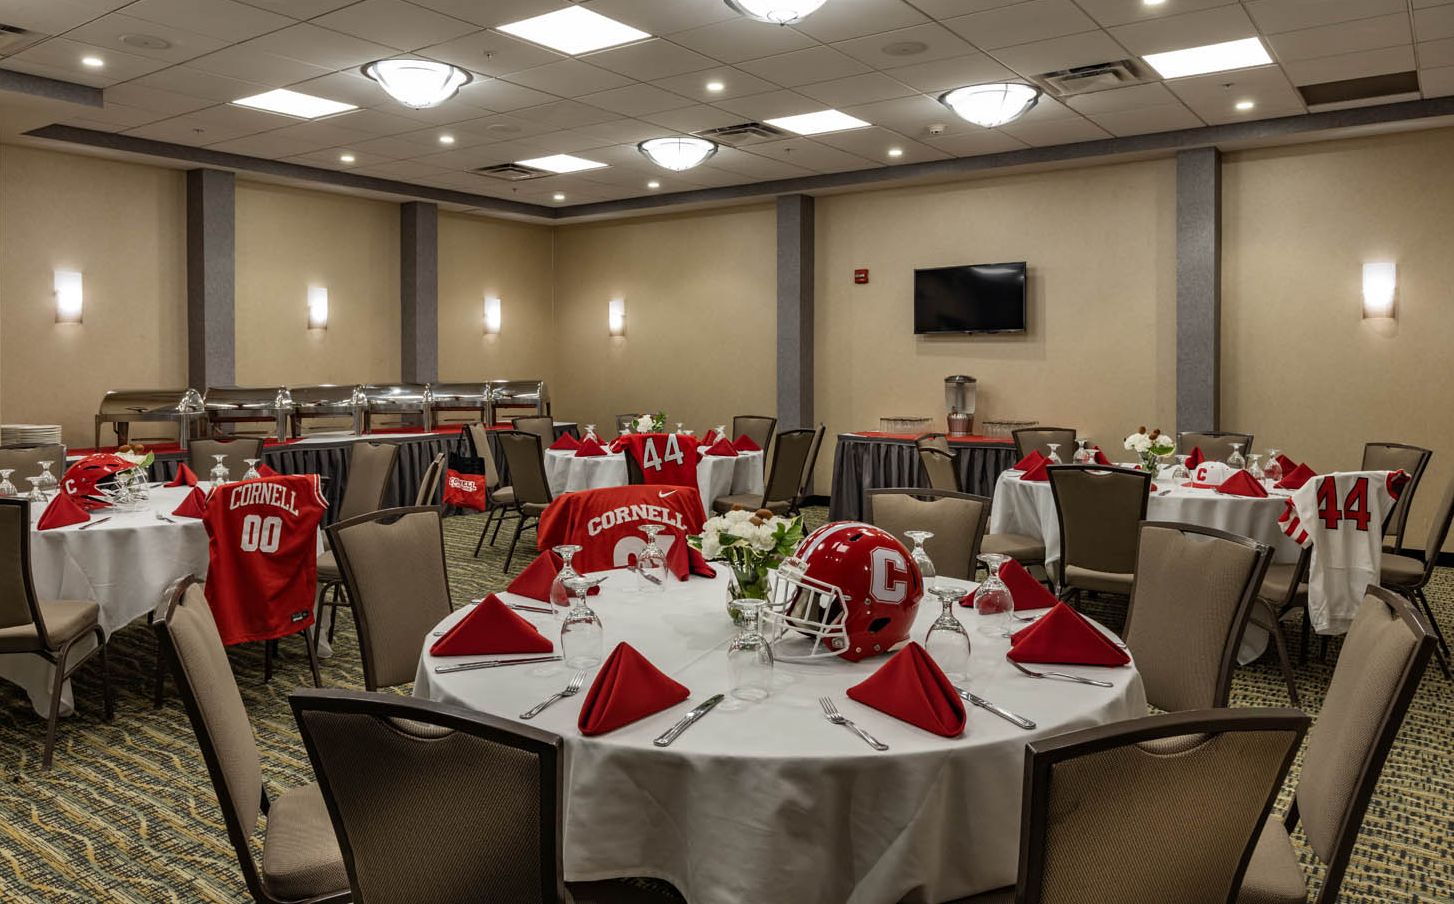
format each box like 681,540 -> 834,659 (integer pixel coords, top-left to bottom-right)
1,424 -> 63,448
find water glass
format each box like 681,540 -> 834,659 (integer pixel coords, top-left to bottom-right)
38,461 -> 57,498
726,600 -> 774,702
1263,449 -> 1284,485
636,525 -> 668,592
904,529 -> 935,591
924,586 -> 971,681
1072,439 -> 1092,464
1227,443 -> 1246,471
242,458 -> 262,480
548,544 -> 582,615
1248,453 -> 1265,482
210,454 -> 231,489
974,553 -> 1015,637
1171,454 -> 1191,484
1045,443 -> 1063,464
25,476 -> 46,504
0,469 -> 16,497
560,575 -> 606,669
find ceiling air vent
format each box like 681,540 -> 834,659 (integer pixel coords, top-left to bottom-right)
472,162 -> 549,181
0,24 -> 46,56
1033,60 -> 1150,97
694,121 -> 787,145
1298,71 -> 1421,110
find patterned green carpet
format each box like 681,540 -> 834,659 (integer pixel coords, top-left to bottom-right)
0,507 -> 1449,903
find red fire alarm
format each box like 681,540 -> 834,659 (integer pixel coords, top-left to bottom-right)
853,268 -> 869,284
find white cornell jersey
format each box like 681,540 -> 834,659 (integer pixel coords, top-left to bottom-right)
1278,469 -> 1407,635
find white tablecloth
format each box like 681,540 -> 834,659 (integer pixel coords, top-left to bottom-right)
544,448 -> 764,517
415,571 -> 1145,904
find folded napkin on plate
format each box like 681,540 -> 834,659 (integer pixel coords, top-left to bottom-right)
733,434 -> 761,453
1018,458 -> 1050,482
1217,470 -> 1268,498
549,433 -> 581,452
507,550 -> 601,602
1008,602 -> 1129,667
172,487 -> 208,519
1185,447 -> 1206,469
1092,445 -> 1113,466
575,436 -> 608,457
1011,449 -> 1046,472
37,493 -> 90,530
255,463 -> 279,478
959,558 -> 1058,611
430,594 -> 553,657
703,437 -> 738,457
578,642 -> 690,736
1275,463 -> 1316,491
166,463 -> 199,488
845,642 -> 966,737
1275,454 -> 1299,477
666,538 -> 717,579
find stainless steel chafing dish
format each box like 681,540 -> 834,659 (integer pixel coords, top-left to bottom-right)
288,384 -> 365,436
425,382 -> 489,427
94,388 -> 204,449
485,379 -> 550,425
358,383 -> 431,433
203,386 -> 293,440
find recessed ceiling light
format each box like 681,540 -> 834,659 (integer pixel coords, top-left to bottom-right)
553,192 -> 566,201
119,33 -> 170,50
1235,99 -> 1255,111
497,6 -> 650,55
887,147 -> 904,158
941,83 -> 1041,128
81,56 -> 104,68
647,180 -> 661,189
438,133 -> 455,145
517,154 -> 608,173
363,59 -> 471,109
705,80 -> 725,92
1142,37 -> 1272,80
1143,0 -> 1166,6
638,136 -> 717,171
726,0 -> 827,25
764,109 -> 870,135
231,88 -> 357,119
339,153 -> 356,163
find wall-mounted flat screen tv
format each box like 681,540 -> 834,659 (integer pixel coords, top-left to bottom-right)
913,262 -> 1027,334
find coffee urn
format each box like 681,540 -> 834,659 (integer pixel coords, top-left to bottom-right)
944,375 -> 976,437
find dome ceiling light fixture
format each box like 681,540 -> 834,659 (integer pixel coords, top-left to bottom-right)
939,82 -> 1042,128
362,58 -> 472,109
638,136 -> 718,171
725,0 -> 828,25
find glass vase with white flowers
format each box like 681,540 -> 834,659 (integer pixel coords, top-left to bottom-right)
634,412 -> 667,433
1123,426 -> 1175,473
690,507 -> 804,623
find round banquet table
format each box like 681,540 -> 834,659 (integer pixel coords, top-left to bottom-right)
414,571 -> 1146,904
544,447 -> 764,518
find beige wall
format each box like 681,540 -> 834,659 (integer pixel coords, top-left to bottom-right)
552,204 -> 778,433
814,159 -> 1179,491
0,145 -> 187,448
234,181 -> 400,386
1223,127 -> 1454,549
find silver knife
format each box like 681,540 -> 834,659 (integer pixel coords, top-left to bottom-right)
434,655 -> 560,674
955,687 -> 1036,730
78,517 -> 112,531
653,694 -> 725,747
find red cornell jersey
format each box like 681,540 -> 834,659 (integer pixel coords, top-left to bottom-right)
618,433 -> 701,489
203,474 -> 328,645
537,485 -> 706,574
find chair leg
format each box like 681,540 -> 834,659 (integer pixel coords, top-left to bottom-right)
96,633 -> 114,722
1264,607 -> 1301,709
491,506 -> 513,544
1298,609 -> 1310,665
304,627 -> 323,688
153,633 -> 168,709
504,515 -> 525,572
42,642 -> 73,771
473,510 -> 492,557
1412,590 -> 1452,680
263,638 -> 274,683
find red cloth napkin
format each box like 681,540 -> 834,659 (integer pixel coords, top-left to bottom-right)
1018,458 -> 1050,482
960,558 -> 1058,611
845,642 -> 966,737
1276,463 -> 1316,491
703,437 -> 738,457
549,433 -> 581,452
1008,602 -> 1129,667
37,493 -> 90,530
701,430 -> 723,446
172,487 -> 208,519
1092,445 -> 1112,466
430,594 -> 553,656
255,463 -> 279,478
1217,470 -> 1269,498
578,642 -> 690,736
507,550 -> 600,602
166,463 -> 199,488
575,436 -> 608,457
733,434 -> 762,453
1185,447 -> 1206,469
666,539 -> 717,579
1012,449 -> 1046,472
1275,454 -> 1298,476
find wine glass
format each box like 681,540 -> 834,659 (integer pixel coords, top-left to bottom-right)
1073,439 -> 1092,464
242,458 -> 261,480
1227,443 -> 1246,471
714,424 -> 727,443
1045,443 -> 1063,465
726,599 -> 774,703
548,545 -> 582,615
1171,454 -> 1191,484
1248,453 -> 1265,482
210,454 -> 231,488
924,586 -> 971,682
675,422 -> 686,434
25,476 -> 46,504
1263,449 -> 1284,485
584,424 -> 598,441
904,530 -> 936,591
636,525 -> 668,592
37,461 -> 57,498
560,574 -> 606,669
0,470 -> 16,497
975,553 -> 1016,636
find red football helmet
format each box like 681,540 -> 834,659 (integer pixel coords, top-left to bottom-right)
61,454 -> 133,506
765,521 -> 923,662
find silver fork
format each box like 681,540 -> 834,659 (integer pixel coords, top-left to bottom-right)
1006,657 -> 1114,687
520,671 -> 587,720
155,511 -> 176,524
818,697 -> 888,751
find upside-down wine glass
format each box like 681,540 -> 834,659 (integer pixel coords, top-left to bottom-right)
37,460 -> 57,498
975,553 -> 1016,636
1248,453 -> 1265,482
0,469 -> 16,497
242,458 -> 261,480
549,545 -> 582,616
210,455 -> 231,489
1227,443 -> 1247,471
25,476 -> 46,504
1263,449 -> 1284,485
714,424 -> 727,444
584,424 -> 599,442
636,524 -> 668,592
1171,454 -> 1191,484
1045,443 -> 1063,465
1073,439 -> 1092,464
904,530 -> 936,591
560,574 -> 606,669
726,599 -> 774,702
924,586 -> 971,682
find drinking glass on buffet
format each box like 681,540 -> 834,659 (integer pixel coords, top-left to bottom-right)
560,574 -> 606,669
242,458 -> 261,480
210,455 -> 231,489
1227,443 -> 1247,471
1073,439 -> 1092,464
904,530 -> 936,591
1263,449 -> 1283,485
726,600 -> 774,703
974,553 -> 1016,636
549,545 -> 582,616
924,586 -> 971,682
636,525 -> 668,592
0,470 -> 16,497
38,461 -> 57,498
1045,443 -> 1063,464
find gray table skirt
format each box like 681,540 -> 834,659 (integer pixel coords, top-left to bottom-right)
829,434 -> 1019,522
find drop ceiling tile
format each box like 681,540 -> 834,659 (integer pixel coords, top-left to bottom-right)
128,66 -> 273,103
1421,64 -> 1454,95
0,58 -> 123,88
511,127 -> 616,154
1165,65 -> 1304,117
0,0 -> 118,34
585,39 -> 717,81
738,46 -> 871,87
998,115 -> 1110,145
797,72 -> 917,106
339,135 -> 422,158
400,0 -> 565,30
811,124 -> 944,161
673,166 -> 750,188
992,30 -> 1133,77
650,67 -> 780,101
456,78 -> 556,112
712,89 -> 823,119
247,23 -> 397,70
1064,81 -> 1179,114
1280,45 -> 1416,85
942,0 -> 1098,51
842,93 -> 970,137
1086,103 -> 1204,135
669,18 -> 817,64
288,71 -> 388,108
746,136 -> 876,172
504,59 -> 636,96
584,0 -> 738,35
420,31 -> 563,76
1192,97 -> 1305,124
450,111 -> 560,140
637,103 -> 748,132
187,44 -> 335,87
1006,94 -> 1080,122
234,0 -> 358,18
574,117 -> 667,144
122,0 -> 293,42
66,14 -> 231,63
4,37 -> 170,83
260,117 -> 379,150
125,104 -> 292,144
831,22 -> 979,69
338,107 -> 433,136
882,53 -> 1016,92
1420,37 -> 1454,68
367,98 -> 487,126
1071,0 -> 1238,29
205,131 -> 323,158
63,103 -> 173,131
579,83 -> 696,116
1108,5 -> 1261,56
1414,4 -> 1454,41
702,148 -> 813,179
313,0 -> 479,52
920,129 -> 1028,156
1269,14 -> 1413,63
1245,0 -> 1407,35
352,158 -> 454,179
907,0 -> 1036,16
511,98 -> 622,128
790,0 -> 929,44
103,82 -> 217,114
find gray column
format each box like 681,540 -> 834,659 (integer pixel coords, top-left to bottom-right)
186,169 -> 235,389
1176,147 -> 1221,433
776,194 -> 815,430
400,201 -> 439,383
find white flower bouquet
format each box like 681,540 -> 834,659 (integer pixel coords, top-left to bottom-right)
690,508 -> 804,614
634,412 -> 667,433
1123,426 -> 1175,472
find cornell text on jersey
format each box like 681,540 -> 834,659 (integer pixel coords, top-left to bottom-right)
227,481 -> 300,516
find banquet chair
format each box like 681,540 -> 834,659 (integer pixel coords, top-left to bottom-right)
1124,523 -> 1273,712
327,507 -> 453,691
414,452 -> 446,508
189,437 -> 265,481
289,688 -> 568,904
153,577 -> 349,904
1362,441 -> 1432,555
915,432 -> 951,456
1379,477 -> 1454,679
963,708 -> 1308,904
732,414 -> 777,459
1178,431 -> 1254,463
865,488 -> 987,581
1048,464 -> 1151,599
713,427 -> 819,516
512,416 -> 556,452
0,443 -> 66,484
1011,427 -> 1076,462
1249,546 -> 1311,705
496,430 -> 555,572
0,498 -> 113,771
318,442 -> 399,646
468,423 -> 516,556
918,447 -> 961,492
1236,588 -> 1435,904
614,414 -> 639,435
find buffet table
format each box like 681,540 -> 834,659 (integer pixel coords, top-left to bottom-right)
415,571 -> 1145,904
544,448 -> 764,518
829,432 -> 1018,521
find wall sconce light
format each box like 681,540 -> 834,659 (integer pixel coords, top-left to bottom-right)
54,270 -> 83,323
307,286 -> 329,330
1362,262 -> 1396,319
608,298 -> 626,337
484,295 -> 502,334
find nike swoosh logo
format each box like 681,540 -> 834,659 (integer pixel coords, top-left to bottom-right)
658,490 -> 676,498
